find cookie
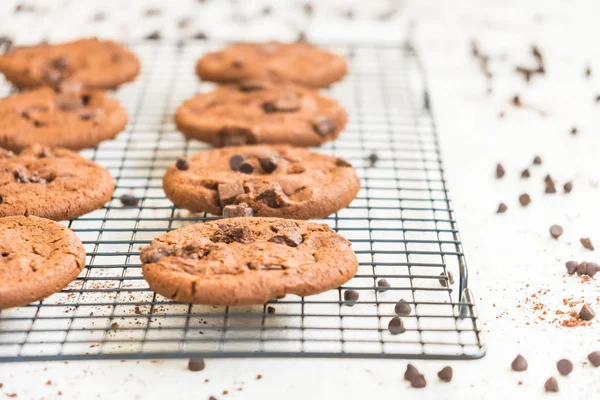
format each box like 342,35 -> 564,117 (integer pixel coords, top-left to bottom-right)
0,38 -> 140,89
0,86 -> 128,152
163,145 -> 360,219
174,82 -> 347,147
195,42 -> 347,88
140,217 -> 358,305
0,144 -> 114,221
0,215 -> 85,309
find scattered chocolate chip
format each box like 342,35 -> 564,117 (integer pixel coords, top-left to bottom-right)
404,364 -> 420,381
269,228 -> 303,247
120,194 -> 139,207
596,94 -> 600,103
437,366 -> 453,382
496,163 -> 505,178
544,174 -> 553,184
577,261 -> 588,275
311,115 -> 336,138
262,93 -> 300,113
368,153 -> 379,167
376,279 -> 390,291
188,358 -> 205,371
259,156 -> 278,173
565,261 -> 578,275
267,306 -> 276,314
511,355 -> 528,371
563,181 -> 573,193
585,66 -> 592,78
549,225 -> 563,239
410,374 -> 427,389
439,271 -> 454,287
545,180 -> 557,194
222,203 -> 253,218
218,182 -> 245,206
239,79 -> 271,92
0,195 -> 3,205
388,317 -> 406,335
512,95 -> 522,107
232,59 -> 244,68
521,168 -> 530,178
145,31 -> 161,40
579,304 -> 596,321
586,262 -> 599,278
570,126 -> 578,135
588,351 -> 600,367
395,299 -> 411,316
229,155 -> 244,171
238,162 -> 254,174
193,32 -> 208,40
533,155 -> 542,165
580,237 -> 595,251
519,193 -> 531,207
343,290 -> 359,306
176,158 -> 189,171
497,202 -> 507,213
544,377 -> 559,393
556,359 -> 573,376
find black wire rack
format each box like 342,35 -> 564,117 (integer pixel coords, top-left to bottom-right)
0,40 -> 485,362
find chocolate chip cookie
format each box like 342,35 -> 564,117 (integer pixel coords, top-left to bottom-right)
0,86 -> 128,152
174,82 -> 347,147
195,42 -> 347,88
163,145 -> 360,219
140,217 -> 358,305
0,215 -> 85,309
0,144 -> 114,220
0,38 -> 140,89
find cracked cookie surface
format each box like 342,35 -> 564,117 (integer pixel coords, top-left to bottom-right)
140,217 -> 358,305
0,144 -> 114,220
0,215 -> 86,309
163,145 -> 360,219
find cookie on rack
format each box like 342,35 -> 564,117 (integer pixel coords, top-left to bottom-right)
0,215 -> 86,309
0,38 -> 140,89
195,41 -> 347,88
0,86 -> 128,152
163,145 -> 360,219
174,82 -> 347,147
140,217 -> 358,305
0,144 -> 114,221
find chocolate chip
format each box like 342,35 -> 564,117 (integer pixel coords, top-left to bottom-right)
496,202 -> 507,213
388,317 -> 406,335
212,223 -> 254,244
496,163 -> 505,178
229,155 -> 244,171
521,168 -> 530,178
368,153 -> 379,167
545,180 -> 556,194
439,271 -> 454,287
544,174 -> 553,184
577,261 -> 588,275
239,79 -> 272,92
544,377 -> 559,393
585,66 -> 592,78
343,290 -> 359,306
565,261 -> 578,275
586,262 -> 599,278
232,59 -> 244,68
588,351 -> 600,367
145,31 -> 161,40
262,93 -> 300,113
395,299 -> 412,316
533,155 -> 542,165
120,194 -> 139,207
404,364 -> 419,381
311,115 -> 336,138
563,181 -> 573,193
222,203 -> 253,218
176,158 -> 189,171
193,32 -> 208,40
238,162 -> 254,174
259,156 -> 278,173
519,193 -> 531,207
512,95 -> 522,107
335,158 -> 352,167
580,237 -> 595,251
437,366 -> 453,382
188,358 -> 205,371
410,374 -> 426,389
570,126 -> 578,135
79,111 -> 95,120
269,228 -> 303,247
511,355 -> 528,371
549,225 -> 563,239
33,120 -> 44,127
556,359 -> 573,376
218,182 -> 245,206
267,306 -> 276,314
140,246 -> 173,263
376,279 -> 390,291
0,195 -> 3,205
579,304 -> 596,321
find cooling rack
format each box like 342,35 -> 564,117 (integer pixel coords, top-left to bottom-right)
0,40 -> 485,361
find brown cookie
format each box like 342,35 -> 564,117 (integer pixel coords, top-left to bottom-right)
195,42 -> 347,88
0,86 -> 128,152
0,144 -> 114,221
0,38 -> 140,89
140,217 -> 358,305
163,145 -> 360,219
0,215 -> 85,309
174,82 -> 347,147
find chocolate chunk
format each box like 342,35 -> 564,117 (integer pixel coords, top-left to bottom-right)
565,261 -> 578,275
218,182 -> 245,206
511,354 -> 528,371
388,317 -> 406,335
586,262 -> 599,278
311,115 -> 336,138
267,306 -> 276,314
335,158 -> 352,167
545,180 -> 557,194
563,181 -> 573,193
395,299 -> 411,316
217,127 -> 253,146
256,184 -> 287,208
410,374 -> 426,389
120,194 -> 139,207
497,202 -> 507,213
580,237 -> 595,251
140,245 -> 173,263
368,153 -> 379,167
544,377 -> 559,393
343,290 -> 359,306
262,92 -> 300,113
549,225 -> 563,239
404,364 -> 420,381
439,271 -> 454,287
579,304 -> 596,321
437,366 -> 453,382
496,163 -> 505,178
238,162 -> 254,174
212,223 -> 254,244
588,351 -> 600,367
145,31 -> 161,40
239,79 -> 272,92
259,156 -> 278,173
577,261 -> 588,275
519,193 -> 531,207
222,203 -> 253,218
521,168 -> 530,178
556,359 -> 573,376
176,158 -> 189,171
376,278 -> 390,291
229,155 -> 244,171
269,231 -> 303,247
232,59 -> 244,68
533,155 -> 542,165
188,358 -> 205,371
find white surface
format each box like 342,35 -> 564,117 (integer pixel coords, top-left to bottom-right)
0,0 -> 599,399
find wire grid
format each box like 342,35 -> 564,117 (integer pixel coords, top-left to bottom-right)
0,40 -> 484,362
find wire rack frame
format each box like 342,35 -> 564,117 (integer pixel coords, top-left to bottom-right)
0,40 -> 485,362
